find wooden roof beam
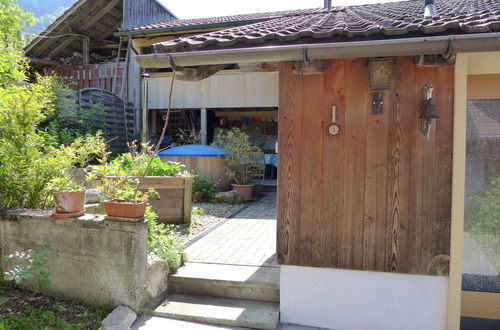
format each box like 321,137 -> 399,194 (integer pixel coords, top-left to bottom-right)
47,36 -> 79,59
81,0 -> 121,31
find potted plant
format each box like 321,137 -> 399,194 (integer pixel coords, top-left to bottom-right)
213,128 -> 264,201
97,142 -> 193,223
47,176 -> 86,218
90,175 -> 159,219
192,178 -> 218,202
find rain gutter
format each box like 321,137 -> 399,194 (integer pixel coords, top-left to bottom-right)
134,33 -> 500,68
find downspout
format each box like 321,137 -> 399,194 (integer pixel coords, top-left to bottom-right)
140,73 -> 150,143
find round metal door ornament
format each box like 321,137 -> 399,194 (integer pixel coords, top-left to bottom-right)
328,124 -> 340,136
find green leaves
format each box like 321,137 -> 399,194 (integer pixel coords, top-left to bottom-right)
192,178 -> 218,200
212,128 -> 264,185
0,0 -> 35,85
46,177 -> 82,192
3,250 -> 59,290
466,176 -> 500,236
145,207 -> 186,271
102,146 -> 185,178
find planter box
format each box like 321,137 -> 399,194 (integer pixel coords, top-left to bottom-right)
106,176 -> 192,224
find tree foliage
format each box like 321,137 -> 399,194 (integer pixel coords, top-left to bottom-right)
0,0 -> 35,85
0,77 -> 107,208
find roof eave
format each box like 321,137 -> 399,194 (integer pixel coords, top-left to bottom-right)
25,0 -> 90,54
134,33 -> 500,68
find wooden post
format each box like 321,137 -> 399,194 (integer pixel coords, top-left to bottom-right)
183,179 -> 192,224
82,38 -> 89,65
447,53 -> 468,330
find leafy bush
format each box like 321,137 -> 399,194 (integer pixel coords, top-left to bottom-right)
0,78 -> 107,208
3,250 -> 58,290
37,76 -> 107,147
145,207 -> 186,271
466,176 -> 500,236
192,178 -> 218,200
212,128 -> 263,185
0,0 -> 35,85
102,143 -> 185,177
87,173 -> 159,202
47,177 -> 82,192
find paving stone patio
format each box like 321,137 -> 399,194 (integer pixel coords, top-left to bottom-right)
185,193 -> 277,267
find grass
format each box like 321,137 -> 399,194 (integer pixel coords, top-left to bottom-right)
0,282 -> 112,330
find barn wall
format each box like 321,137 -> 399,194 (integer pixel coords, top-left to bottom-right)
123,0 -> 176,30
277,57 -> 454,275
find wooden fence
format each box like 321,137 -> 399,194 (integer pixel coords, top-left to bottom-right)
55,65 -> 124,97
75,88 -> 136,153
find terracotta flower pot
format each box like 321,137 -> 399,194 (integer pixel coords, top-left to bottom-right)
104,199 -> 147,219
231,184 -> 254,201
53,190 -> 86,217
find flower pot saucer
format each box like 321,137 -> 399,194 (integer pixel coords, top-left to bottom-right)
51,209 -> 85,218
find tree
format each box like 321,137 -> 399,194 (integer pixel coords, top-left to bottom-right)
0,0 -> 35,85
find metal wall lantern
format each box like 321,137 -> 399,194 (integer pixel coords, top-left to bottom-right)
420,85 -> 439,137
368,58 -> 395,114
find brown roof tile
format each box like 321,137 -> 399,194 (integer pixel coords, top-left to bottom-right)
152,0 -> 500,53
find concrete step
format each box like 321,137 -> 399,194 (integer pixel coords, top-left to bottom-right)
169,262 -> 279,302
152,294 -> 279,330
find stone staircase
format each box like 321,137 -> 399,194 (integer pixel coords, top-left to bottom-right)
149,262 -> 280,329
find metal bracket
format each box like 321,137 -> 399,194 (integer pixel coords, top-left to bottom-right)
372,91 -> 384,115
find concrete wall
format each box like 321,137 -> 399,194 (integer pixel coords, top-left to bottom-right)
0,209 -> 169,311
280,265 -> 448,330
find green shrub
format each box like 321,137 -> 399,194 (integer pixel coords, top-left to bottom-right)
145,207 -> 185,271
102,143 -> 185,177
212,128 -> 263,185
0,0 -> 35,85
192,178 -> 218,200
466,176 -> 500,236
0,78 -> 107,209
47,177 -> 82,192
3,250 -> 58,291
37,76 -> 107,147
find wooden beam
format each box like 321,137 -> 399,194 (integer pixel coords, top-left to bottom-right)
238,62 -> 279,72
293,60 -> 326,75
39,0 -> 121,59
170,57 -> 230,81
81,0 -> 121,31
47,36 -> 78,59
215,111 -> 278,118
28,58 -> 60,66
413,55 -> 455,67
82,38 -> 90,65
461,291 -> 500,320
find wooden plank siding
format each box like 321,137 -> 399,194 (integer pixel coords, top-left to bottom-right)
55,65 -> 124,97
277,57 -> 454,275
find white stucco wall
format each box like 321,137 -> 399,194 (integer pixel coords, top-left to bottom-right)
280,265 -> 448,330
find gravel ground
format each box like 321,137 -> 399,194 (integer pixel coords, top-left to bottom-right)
169,202 -> 245,244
